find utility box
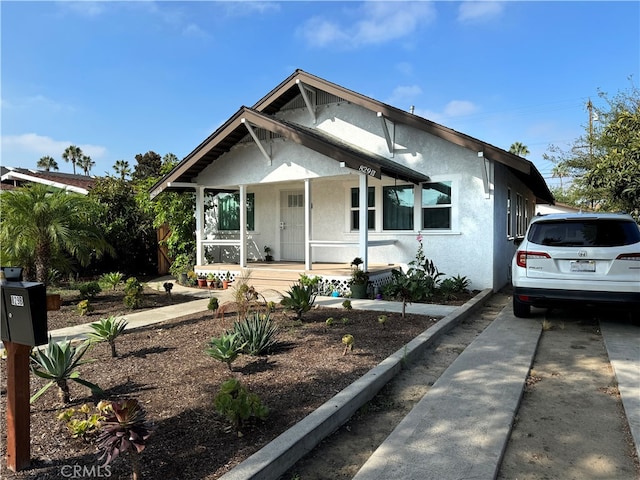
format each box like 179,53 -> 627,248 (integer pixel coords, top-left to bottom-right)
1,282 -> 48,347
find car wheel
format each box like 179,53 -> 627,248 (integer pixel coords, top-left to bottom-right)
513,295 -> 531,318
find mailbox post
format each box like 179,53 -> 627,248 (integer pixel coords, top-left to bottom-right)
1,275 -> 49,471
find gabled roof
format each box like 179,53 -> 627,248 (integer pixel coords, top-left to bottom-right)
151,70 -> 554,204
1,167 -> 96,194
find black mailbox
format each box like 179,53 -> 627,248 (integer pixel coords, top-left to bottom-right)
1,281 -> 48,346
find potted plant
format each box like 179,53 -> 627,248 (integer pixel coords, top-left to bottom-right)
197,273 -> 207,288
169,253 -> 192,285
186,271 -> 197,287
206,272 -> 216,288
264,246 -> 273,262
222,271 -> 232,289
349,268 -> 370,299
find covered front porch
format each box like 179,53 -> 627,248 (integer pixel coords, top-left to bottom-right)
193,261 -> 399,296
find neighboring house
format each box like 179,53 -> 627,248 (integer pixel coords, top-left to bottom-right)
0,167 -> 96,194
151,70 -> 554,291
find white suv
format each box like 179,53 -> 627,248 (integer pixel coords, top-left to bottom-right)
511,212 -> 640,318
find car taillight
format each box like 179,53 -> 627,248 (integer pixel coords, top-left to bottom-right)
516,251 -> 551,268
616,252 -> 640,261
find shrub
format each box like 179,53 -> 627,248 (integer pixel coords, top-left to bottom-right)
231,312 -> 279,356
123,277 -> 144,309
342,334 -> 354,355
213,378 -> 268,431
342,299 -> 352,310
78,281 -> 102,299
99,272 -> 124,291
77,299 -> 94,316
87,316 -> 128,358
208,296 -> 219,313
97,399 -> 153,479
280,283 -> 316,320
30,338 -> 102,404
57,403 -> 108,441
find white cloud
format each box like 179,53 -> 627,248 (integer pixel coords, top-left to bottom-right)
182,23 -> 210,39
457,1 -> 505,23
56,1 -> 107,17
300,2 -> 436,49
2,95 -> 75,113
386,85 -> 423,106
413,100 -> 479,123
2,133 -> 106,161
395,62 -> 414,76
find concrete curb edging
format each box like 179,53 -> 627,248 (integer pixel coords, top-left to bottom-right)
218,288 -> 494,480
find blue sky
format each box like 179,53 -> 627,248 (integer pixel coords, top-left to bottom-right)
2,1 -> 638,187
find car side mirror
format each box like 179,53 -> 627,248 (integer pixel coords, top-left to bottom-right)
513,237 -> 524,247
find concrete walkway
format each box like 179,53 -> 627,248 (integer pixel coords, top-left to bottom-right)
352,307 -> 542,480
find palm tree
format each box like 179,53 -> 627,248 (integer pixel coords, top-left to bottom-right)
62,145 -> 83,175
113,160 -> 131,180
509,142 -> 530,158
0,184 -> 113,284
552,163 -> 570,190
37,155 -> 59,171
78,154 -> 95,175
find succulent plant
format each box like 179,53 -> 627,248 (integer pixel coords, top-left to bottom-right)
342,334 -> 354,355
97,399 -> 153,479
88,316 -> 128,357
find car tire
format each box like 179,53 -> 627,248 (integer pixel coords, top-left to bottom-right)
513,295 -> 531,318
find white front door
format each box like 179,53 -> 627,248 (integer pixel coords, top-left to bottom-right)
280,190 -> 305,261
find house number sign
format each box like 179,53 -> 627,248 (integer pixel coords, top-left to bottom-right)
358,165 -> 377,177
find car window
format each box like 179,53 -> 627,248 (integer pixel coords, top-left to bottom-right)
528,219 -> 640,247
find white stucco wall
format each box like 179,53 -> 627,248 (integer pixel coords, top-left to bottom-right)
193,101 -> 535,291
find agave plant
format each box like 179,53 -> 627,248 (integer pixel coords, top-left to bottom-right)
100,272 -> 124,291
280,283 -> 316,320
97,399 -> 153,480
30,338 -> 102,404
87,316 -> 129,357
205,333 -> 245,371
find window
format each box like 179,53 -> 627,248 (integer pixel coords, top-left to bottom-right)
351,187 -> 375,230
383,185 -> 414,230
506,188 -> 512,238
218,192 -> 255,231
516,193 -> 524,236
422,181 -> 452,229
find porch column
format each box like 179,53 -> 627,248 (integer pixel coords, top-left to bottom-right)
359,174 -> 369,270
304,179 -> 312,270
239,184 -> 247,267
195,186 -> 205,266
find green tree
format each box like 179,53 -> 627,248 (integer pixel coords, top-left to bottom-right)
37,155 -> 59,171
113,160 -> 131,180
78,154 -> 95,176
136,154 -> 195,260
89,177 -> 157,275
132,151 -> 162,181
0,184 -> 113,283
509,142 -> 530,158
585,85 -> 640,217
544,82 -> 640,217
62,145 -> 83,175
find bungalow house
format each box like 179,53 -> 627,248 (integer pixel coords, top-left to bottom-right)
151,70 -> 553,292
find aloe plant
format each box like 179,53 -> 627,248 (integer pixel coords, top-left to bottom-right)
231,312 -> 279,356
88,316 -> 128,357
30,338 -> 102,404
97,399 -> 153,480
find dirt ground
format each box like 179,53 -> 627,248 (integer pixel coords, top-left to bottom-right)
285,293 -> 639,480
497,308 -> 639,480
2,287 -> 637,480
1,286 -> 449,480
